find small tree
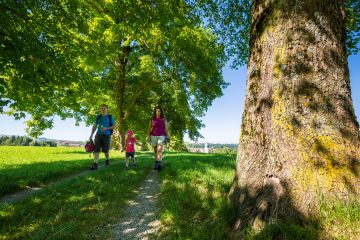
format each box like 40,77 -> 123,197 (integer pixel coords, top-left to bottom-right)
21,136 -> 32,146
29,140 -> 40,146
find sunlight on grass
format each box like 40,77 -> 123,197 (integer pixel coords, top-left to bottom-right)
31,197 -> 42,204
0,155 -> 154,239
86,176 -> 102,184
320,200 -> 360,239
160,209 -> 175,225
0,205 -> 15,218
155,153 -> 236,239
67,194 -> 88,203
0,146 -> 124,196
16,222 -> 41,239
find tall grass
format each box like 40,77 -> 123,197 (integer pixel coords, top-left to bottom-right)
154,152 -> 360,240
0,146 -> 122,197
234,199 -> 360,240
153,152 -> 236,239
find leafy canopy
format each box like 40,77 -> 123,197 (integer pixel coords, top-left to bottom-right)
0,0 -> 227,140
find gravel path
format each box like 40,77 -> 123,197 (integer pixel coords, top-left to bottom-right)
111,169 -> 161,240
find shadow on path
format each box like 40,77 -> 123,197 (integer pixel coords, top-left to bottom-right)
111,169 -> 160,240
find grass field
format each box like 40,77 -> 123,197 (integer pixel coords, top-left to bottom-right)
153,152 -> 236,239
0,146 -> 123,197
0,147 -> 358,239
153,153 -> 360,240
0,149 -> 154,239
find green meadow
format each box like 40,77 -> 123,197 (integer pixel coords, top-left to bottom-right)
0,147 -> 359,239
153,152 -> 236,239
0,146 -> 154,239
0,146 -> 124,197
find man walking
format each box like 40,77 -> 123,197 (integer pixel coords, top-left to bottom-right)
90,104 -> 115,170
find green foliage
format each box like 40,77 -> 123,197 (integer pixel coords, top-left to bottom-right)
0,135 -> 55,146
0,0 -> 227,142
195,0 -> 360,68
0,152 -> 154,239
28,140 -> 40,146
211,146 -> 237,154
196,0 -> 252,68
186,142 -> 238,149
0,0 -> 90,136
168,133 -> 188,151
345,0 -> 360,55
1,0 -> 359,141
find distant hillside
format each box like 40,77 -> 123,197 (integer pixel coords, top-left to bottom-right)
0,135 -> 84,147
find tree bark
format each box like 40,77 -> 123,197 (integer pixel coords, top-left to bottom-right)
230,0 -> 360,230
114,45 -> 131,150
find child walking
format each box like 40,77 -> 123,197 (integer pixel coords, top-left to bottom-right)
125,130 -> 136,171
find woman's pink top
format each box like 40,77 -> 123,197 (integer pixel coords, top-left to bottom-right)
151,117 -> 166,136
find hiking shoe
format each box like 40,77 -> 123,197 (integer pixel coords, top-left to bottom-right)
105,160 -> 109,167
90,163 -> 98,170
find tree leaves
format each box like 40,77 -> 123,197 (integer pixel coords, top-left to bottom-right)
1,0 -> 227,141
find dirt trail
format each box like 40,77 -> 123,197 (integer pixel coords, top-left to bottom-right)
111,169 -> 161,240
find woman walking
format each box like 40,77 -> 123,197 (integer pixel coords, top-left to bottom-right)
147,106 -> 169,171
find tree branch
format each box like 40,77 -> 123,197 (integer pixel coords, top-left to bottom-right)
123,74 -> 176,121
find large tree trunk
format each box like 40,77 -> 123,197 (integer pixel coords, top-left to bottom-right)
230,0 -> 360,231
114,45 -> 131,150
114,60 -> 125,150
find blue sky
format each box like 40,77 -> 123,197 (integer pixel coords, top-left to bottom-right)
0,54 -> 359,143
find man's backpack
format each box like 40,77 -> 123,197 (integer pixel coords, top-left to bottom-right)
85,139 -> 95,153
96,114 -> 114,135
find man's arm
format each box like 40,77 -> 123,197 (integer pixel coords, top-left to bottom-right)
90,124 -> 97,140
110,116 -> 115,130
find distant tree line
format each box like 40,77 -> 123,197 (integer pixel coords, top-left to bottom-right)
185,143 -> 238,154
210,147 -> 237,154
186,143 -> 238,149
0,135 -> 57,147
